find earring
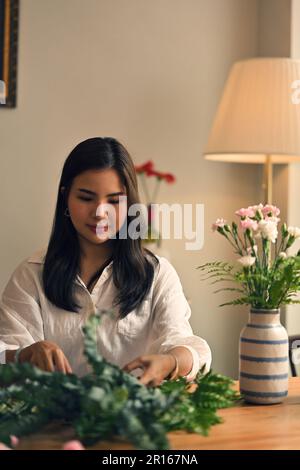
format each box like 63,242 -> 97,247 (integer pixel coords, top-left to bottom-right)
64,207 -> 70,217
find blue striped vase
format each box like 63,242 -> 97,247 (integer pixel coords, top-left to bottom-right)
239,308 -> 289,404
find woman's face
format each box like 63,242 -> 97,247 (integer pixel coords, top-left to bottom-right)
66,168 -> 127,245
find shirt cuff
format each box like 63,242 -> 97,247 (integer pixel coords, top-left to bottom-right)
176,344 -> 200,382
0,350 -> 5,364
0,346 -> 19,365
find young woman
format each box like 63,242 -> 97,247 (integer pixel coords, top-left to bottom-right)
0,137 -> 211,386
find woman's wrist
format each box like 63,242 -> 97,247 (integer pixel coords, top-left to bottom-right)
166,346 -> 194,378
14,347 -> 25,363
167,353 -> 179,380
5,347 -> 26,364
5,350 -> 17,363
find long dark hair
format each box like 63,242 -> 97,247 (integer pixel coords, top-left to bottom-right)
42,137 -> 158,318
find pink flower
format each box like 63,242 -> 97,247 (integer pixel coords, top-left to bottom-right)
240,218 -> 258,231
212,218 -> 227,232
10,436 -> 19,448
250,203 -> 264,213
262,205 -> 280,217
0,438 -> 86,451
235,207 -> 256,218
62,440 -> 85,450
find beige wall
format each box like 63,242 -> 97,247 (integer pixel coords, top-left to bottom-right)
285,0 -> 300,336
258,0 -> 292,57
255,0 -> 300,339
0,0 -> 261,378
292,0 -> 300,57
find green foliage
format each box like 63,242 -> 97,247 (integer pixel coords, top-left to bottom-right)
0,311 -> 239,449
199,256 -> 300,309
159,369 -> 238,436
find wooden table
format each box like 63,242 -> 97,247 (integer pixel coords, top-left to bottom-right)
17,377 -> 300,450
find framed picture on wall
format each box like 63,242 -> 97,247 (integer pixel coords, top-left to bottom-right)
0,0 -> 19,107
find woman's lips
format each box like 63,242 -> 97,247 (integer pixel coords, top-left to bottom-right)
87,224 -> 108,234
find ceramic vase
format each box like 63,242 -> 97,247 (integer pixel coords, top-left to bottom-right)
239,308 -> 289,404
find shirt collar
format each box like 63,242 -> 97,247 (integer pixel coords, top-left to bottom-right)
75,260 -> 113,288
27,248 -> 47,264
28,249 -> 113,291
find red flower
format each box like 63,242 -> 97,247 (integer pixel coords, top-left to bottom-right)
146,169 -> 165,179
163,173 -> 176,184
147,170 -> 176,183
135,160 -> 154,174
135,160 -> 176,206
135,161 -> 175,183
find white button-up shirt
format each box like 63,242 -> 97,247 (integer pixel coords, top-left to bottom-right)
0,249 -> 212,379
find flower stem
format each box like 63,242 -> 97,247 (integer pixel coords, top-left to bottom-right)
151,178 -> 161,204
223,232 -> 243,255
140,173 -> 151,204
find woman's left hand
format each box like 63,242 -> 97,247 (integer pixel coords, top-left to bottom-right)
123,354 -> 176,387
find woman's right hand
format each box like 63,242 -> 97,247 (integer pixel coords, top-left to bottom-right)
17,341 -> 73,374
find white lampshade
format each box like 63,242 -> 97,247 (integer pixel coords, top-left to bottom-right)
204,58 -> 300,164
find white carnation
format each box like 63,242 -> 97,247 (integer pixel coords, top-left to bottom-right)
237,256 -> 256,267
257,219 -> 278,243
288,226 -> 300,239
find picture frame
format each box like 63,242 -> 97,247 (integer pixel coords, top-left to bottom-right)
0,0 -> 19,107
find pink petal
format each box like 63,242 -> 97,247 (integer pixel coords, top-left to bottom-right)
62,440 -> 85,450
10,435 -> 19,448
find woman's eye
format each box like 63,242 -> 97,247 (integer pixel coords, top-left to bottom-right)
78,197 -> 93,202
78,196 -> 119,204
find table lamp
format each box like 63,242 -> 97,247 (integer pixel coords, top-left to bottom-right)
204,58 -> 300,203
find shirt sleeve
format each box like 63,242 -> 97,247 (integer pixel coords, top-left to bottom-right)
0,261 -> 44,363
147,257 -> 212,379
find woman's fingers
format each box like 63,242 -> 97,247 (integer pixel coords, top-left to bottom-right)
53,350 -> 67,373
42,352 -> 56,372
64,357 -> 73,374
17,341 -> 73,375
138,363 -> 162,386
31,356 -> 43,371
124,356 -> 164,386
32,350 -> 55,372
53,350 -> 73,374
32,354 -> 52,372
34,351 -> 72,374
123,358 -> 144,373
139,371 -> 162,387
139,372 -> 153,386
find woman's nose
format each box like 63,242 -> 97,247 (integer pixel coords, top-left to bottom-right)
95,202 -> 109,218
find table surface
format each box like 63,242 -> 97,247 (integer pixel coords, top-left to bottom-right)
17,377 -> 300,450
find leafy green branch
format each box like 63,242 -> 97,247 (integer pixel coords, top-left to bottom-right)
0,310 -> 239,450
